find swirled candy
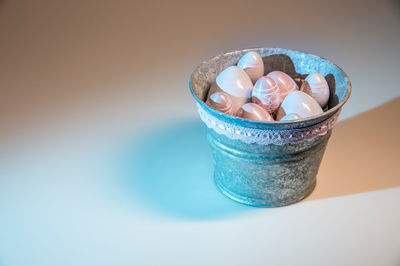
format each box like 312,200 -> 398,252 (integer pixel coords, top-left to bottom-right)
300,72 -> 330,107
236,103 -> 274,121
267,71 -> 299,102
206,91 -> 233,115
252,76 -> 281,114
237,51 -> 264,83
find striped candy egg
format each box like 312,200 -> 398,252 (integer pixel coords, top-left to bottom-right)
206,91 -> 234,115
251,76 -> 281,114
267,71 -> 299,102
236,103 -> 274,121
301,72 -> 330,107
237,51 -> 264,83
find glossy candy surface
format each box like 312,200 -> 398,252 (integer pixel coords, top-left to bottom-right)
236,103 -> 274,121
301,72 -> 330,107
267,71 -> 298,102
252,76 -> 281,114
276,91 -> 323,120
206,91 -> 233,115
237,51 -> 264,83
215,66 -> 253,113
279,113 -> 302,121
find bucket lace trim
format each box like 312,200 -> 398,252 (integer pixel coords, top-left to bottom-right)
197,104 -> 341,145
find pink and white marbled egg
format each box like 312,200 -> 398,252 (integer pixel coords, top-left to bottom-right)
206,91 -> 234,115
236,103 -> 274,121
276,91 -> 323,120
300,72 -> 330,107
237,51 -> 264,83
251,76 -> 281,114
267,71 -> 299,102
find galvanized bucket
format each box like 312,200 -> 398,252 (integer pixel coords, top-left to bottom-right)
189,48 -> 351,207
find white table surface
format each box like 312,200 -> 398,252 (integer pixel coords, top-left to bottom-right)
1,0 -> 399,265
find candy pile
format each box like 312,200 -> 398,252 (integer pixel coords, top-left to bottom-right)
205,51 -> 330,121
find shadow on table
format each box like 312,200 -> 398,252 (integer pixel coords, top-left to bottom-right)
118,120 -> 251,220
118,97 -> 400,219
307,97 -> 400,201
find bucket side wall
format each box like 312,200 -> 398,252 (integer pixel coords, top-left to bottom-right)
207,129 -> 332,207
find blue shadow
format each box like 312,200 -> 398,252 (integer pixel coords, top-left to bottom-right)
117,119 -> 251,220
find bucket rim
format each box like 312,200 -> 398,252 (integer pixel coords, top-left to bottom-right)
189,47 -> 352,129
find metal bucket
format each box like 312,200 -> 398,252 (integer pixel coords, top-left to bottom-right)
189,48 -> 351,207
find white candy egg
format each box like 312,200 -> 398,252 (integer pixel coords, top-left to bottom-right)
276,91 -> 323,120
279,113 -> 302,121
214,66 -> 253,113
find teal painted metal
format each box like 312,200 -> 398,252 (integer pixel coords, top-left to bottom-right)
189,48 -> 351,207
